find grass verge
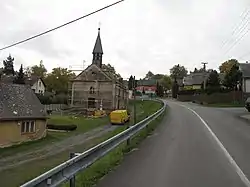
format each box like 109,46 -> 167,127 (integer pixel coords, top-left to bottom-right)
205,102 -> 244,108
69,106 -> 167,187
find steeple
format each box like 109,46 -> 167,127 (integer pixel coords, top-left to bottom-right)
92,27 -> 103,68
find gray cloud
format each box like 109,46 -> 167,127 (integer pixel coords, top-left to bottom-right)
1,0 -> 250,78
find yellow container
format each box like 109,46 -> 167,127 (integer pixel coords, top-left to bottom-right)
109,110 -> 130,125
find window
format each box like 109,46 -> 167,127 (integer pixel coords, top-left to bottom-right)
89,86 -> 95,94
39,81 -> 41,87
21,121 -> 36,133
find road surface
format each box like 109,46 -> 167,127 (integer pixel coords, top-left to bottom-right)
97,100 -> 250,187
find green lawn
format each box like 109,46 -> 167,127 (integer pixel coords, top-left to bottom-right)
0,116 -> 109,159
0,100 -> 164,187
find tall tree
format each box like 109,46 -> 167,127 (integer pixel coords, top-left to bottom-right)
128,75 -> 134,90
219,59 -> 238,74
3,54 -> 15,75
160,75 -> 172,91
102,63 -> 121,78
142,87 -> 145,95
223,63 -> 242,90
170,64 -> 188,80
207,70 -> 220,87
144,71 -> 154,80
192,67 -> 205,73
30,60 -> 47,78
44,67 -> 75,94
14,64 -> 25,84
156,82 -> 164,97
152,74 -> 164,80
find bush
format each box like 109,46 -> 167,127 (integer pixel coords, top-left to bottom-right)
36,94 -> 52,104
47,124 -> 77,131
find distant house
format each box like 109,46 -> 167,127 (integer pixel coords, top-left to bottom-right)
183,72 -> 210,90
136,79 -> 157,95
239,63 -> 250,93
25,75 -> 46,95
183,71 -> 225,90
0,83 -> 47,148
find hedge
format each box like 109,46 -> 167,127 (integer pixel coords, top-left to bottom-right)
47,124 -> 77,131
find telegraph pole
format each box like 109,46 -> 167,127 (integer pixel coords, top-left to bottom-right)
201,62 -> 208,89
133,76 -> 136,125
201,62 -> 208,71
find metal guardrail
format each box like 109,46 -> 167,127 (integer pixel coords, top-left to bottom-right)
21,100 -> 166,187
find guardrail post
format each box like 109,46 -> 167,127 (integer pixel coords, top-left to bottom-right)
69,153 -> 76,187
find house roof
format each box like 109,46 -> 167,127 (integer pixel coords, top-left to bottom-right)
25,75 -> 46,87
183,72 -> 209,85
239,63 -> 250,77
93,28 -> 103,54
137,79 -> 157,86
0,83 -> 47,121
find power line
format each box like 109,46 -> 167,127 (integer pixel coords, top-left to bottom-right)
223,25 -> 250,56
0,0 -> 124,51
221,8 -> 250,48
223,11 -> 250,50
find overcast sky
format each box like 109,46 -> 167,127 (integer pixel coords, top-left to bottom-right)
0,0 -> 250,78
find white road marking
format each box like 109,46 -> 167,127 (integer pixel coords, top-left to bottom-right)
179,104 -> 250,187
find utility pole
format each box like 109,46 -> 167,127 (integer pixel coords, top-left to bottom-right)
201,62 -> 208,89
133,76 -> 136,125
201,62 -> 208,71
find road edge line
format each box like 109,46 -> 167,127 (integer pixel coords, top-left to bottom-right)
179,104 -> 250,187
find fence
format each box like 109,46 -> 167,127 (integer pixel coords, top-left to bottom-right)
177,91 -> 247,104
44,104 -> 68,111
21,100 -> 165,187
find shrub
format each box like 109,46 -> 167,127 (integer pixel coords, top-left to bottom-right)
47,124 -> 77,131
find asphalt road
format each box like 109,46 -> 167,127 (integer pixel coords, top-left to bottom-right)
97,100 -> 250,187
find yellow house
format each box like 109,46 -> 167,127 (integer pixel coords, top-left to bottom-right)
0,82 -> 47,148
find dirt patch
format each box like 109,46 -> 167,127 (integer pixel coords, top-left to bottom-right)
0,125 -> 117,172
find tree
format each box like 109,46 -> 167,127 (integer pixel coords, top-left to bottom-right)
160,75 -> 172,91
170,64 -> 188,80
29,60 -> 47,78
172,80 -> 179,98
3,54 -> 15,75
102,63 -> 121,78
219,59 -> 238,74
142,87 -> 145,95
44,67 -> 76,94
223,63 -> 242,90
207,70 -> 220,87
144,71 -> 154,80
13,64 -> 25,84
128,75 -> 134,90
152,74 -> 164,80
192,67 -> 204,73
156,82 -> 164,97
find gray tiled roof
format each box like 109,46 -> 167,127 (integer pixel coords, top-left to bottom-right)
239,63 -> 250,77
0,83 -> 47,121
183,72 -> 209,85
137,79 -> 157,86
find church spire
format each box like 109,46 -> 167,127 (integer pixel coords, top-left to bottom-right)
92,27 -> 103,67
